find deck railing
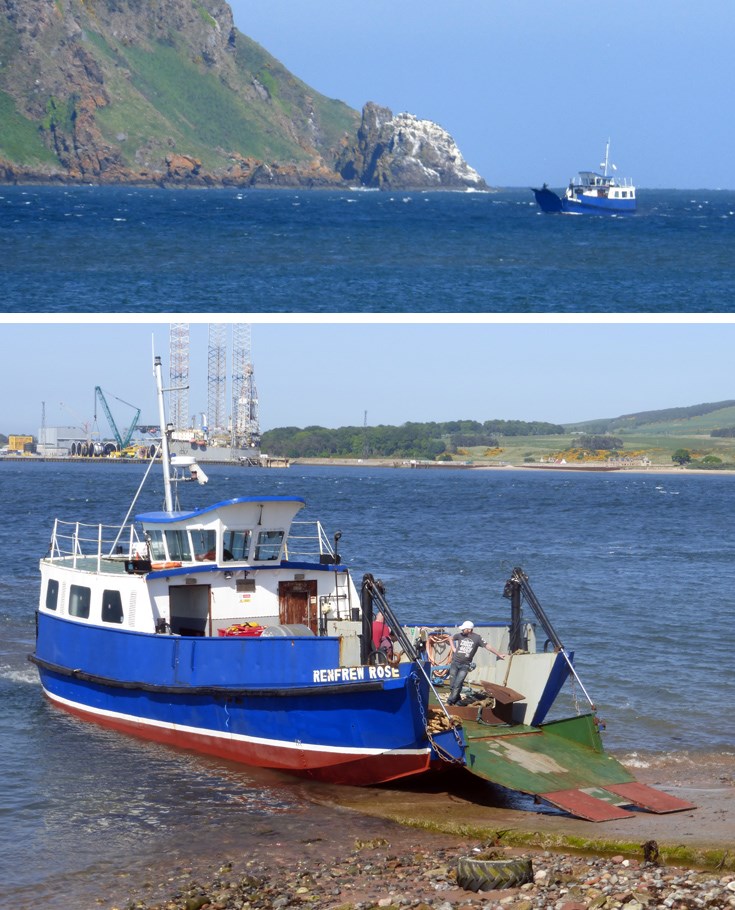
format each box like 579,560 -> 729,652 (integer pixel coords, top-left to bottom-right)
47,519 -> 145,570
46,519 -> 338,570
284,520 -> 340,563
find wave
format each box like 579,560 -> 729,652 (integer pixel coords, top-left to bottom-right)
616,748 -> 735,781
0,663 -> 38,686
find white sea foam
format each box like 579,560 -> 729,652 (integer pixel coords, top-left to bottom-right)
0,664 -> 38,685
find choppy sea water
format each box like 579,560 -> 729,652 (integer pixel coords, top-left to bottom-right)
1,462 -> 734,906
2,185 -> 734,312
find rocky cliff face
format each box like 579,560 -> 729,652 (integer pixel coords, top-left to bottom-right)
337,103 -> 487,191
0,1 -> 487,189
0,0 -> 359,185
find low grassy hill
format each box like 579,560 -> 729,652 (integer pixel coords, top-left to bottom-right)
459,402 -> 735,467
565,401 -> 735,436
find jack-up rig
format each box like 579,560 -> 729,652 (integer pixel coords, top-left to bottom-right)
168,323 -> 265,465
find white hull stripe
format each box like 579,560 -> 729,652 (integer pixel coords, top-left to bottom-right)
44,687 -> 430,758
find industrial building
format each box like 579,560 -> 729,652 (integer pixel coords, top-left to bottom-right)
8,434 -> 35,454
36,426 -> 87,457
33,324 -> 265,464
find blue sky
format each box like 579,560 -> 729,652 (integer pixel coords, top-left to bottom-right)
228,0 -> 734,190
2,318 -> 735,435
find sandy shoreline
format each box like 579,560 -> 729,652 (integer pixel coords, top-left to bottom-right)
291,457 -> 734,476
4,454 -> 733,475
306,760 -> 735,863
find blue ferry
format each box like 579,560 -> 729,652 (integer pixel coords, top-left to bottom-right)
29,353 -> 695,820
533,141 -> 636,214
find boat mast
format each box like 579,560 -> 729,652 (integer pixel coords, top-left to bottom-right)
154,354 -> 174,513
601,139 -> 611,177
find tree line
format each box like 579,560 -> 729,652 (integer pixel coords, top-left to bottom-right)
572,434 -> 625,451
261,419 -> 565,460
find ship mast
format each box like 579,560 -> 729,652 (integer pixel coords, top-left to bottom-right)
601,139 -> 611,177
154,354 -> 174,513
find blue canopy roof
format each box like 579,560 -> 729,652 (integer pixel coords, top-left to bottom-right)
137,495 -> 306,524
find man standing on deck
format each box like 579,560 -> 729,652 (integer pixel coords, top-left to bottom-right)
446,621 -> 506,706
371,611 -> 392,659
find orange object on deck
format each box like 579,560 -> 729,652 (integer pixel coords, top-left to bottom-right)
218,624 -> 265,637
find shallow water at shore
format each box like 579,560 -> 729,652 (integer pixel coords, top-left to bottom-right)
6,742 -> 733,910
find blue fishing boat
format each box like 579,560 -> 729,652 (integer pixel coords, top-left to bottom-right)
30,354 -> 694,819
532,141 -> 636,214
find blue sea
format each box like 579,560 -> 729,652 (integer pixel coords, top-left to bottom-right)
1,461 -> 734,907
2,185 -> 734,312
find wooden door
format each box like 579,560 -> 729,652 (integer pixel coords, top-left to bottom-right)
278,580 -> 318,633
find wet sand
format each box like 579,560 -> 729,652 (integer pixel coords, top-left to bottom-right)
306,759 -> 735,864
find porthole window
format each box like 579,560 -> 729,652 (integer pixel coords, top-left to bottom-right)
102,589 -> 124,624
69,584 -> 91,619
45,578 -> 59,611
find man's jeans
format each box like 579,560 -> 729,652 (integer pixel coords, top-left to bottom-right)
447,661 -> 470,704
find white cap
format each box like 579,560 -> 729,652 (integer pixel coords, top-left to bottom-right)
460,621 -> 474,630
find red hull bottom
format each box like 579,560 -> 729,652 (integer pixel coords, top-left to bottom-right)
45,691 -> 432,787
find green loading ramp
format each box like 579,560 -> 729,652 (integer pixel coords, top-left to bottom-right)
459,713 -> 695,822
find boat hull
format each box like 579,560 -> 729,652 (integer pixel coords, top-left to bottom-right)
533,186 -> 636,214
532,186 -> 564,213
32,613 -> 435,786
562,194 -> 636,214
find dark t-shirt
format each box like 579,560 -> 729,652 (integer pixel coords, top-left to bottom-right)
451,631 -> 486,666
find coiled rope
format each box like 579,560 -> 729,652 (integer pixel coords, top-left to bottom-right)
425,631 -> 454,679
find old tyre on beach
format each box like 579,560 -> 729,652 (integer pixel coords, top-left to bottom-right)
456,854 -> 533,892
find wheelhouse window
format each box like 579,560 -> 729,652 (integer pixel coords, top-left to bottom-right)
69,585 -> 91,619
191,529 -> 217,562
254,530 -> 284,561
147,530 -> 166,562
45,578 -> 59,611
223,529 -> 251,561
101,589 -> 124,624
165,529 -> 191,562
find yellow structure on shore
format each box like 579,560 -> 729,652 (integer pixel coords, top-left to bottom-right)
8,435 -> 33,453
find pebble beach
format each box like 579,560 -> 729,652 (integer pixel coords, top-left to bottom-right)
115,833 -> 735,910
113,761 -> 734,910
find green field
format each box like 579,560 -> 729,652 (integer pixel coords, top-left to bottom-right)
454,431 -> 735,469
444,402 -> 735,469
